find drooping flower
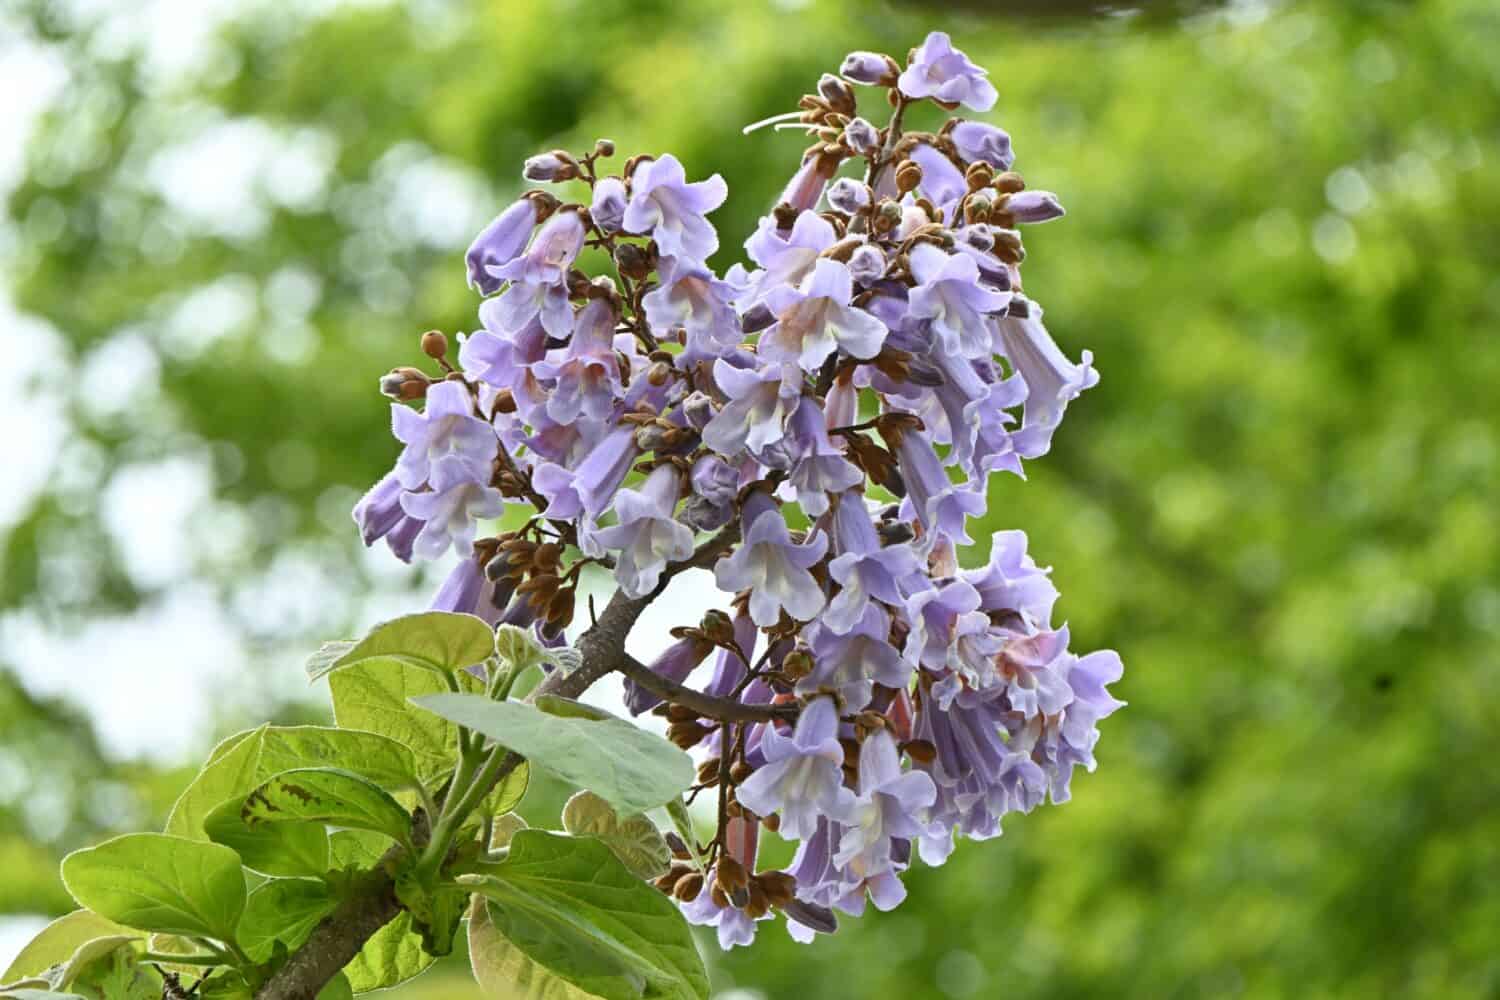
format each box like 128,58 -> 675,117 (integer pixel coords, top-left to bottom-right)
713,492 -> 828,627
891,421 -> 986,547
623,154 -> 727,263
834,730 -> 937,885
592,463 -> 695,598
824,491 -> 921,634
897,31 -> 998,111
962,529 -> 1059,630
781,398 -> 862,517
391,381 -> 497,491
643,257 -> 741,360
530,425 -> 639,522
465,197 -> 539,295
995,296 -> 1099,459
701,360 -> 803,459
736,698 -> 852,840
531,298 -> 622,424
801,606 -> 910,708
736,211 -> 838,311
484,209 -> 585,338
949,120 -> 1015,171
623,633 -> 714,715
399,455 -> 507,560
352,470 -> 424,563
907,242 -> 1010,360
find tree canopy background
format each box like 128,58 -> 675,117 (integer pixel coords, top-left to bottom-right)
3,0 -> 1497,996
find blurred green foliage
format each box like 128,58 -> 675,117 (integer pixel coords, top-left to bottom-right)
4,0 -> 1499,997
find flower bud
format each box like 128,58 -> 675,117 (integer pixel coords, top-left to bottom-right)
841,51 -> 900,87
590,176 -> 627,233
681,391 -> 717,431
994,171 -> 1026,194
672,872 -> 704,902
697,758 -> 722,786
593,138 -> 616,158
420,329 -> 448,359
894,160 -> 923,195
522,150 -> 580,182
950,120 -> 1016,171
843,116 -> 879,156
781,649 -> 813,682
817,73 -> 856,114
646,361 -> 673,386
700,608 -> 736,645
715,856 -> 750,898
1003,190 -> 1066,224
847,243 -> 886,285
729,760 -> 754,785
964,160 -> 994,192
379,367 -> 430,401
827,177 -> 869,215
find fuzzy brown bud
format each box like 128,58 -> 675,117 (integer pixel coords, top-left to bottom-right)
994,171 -> 1026,194
420,329 -> 448,359
668,721 -> 710,749
380,367 -> 431,401
901,739 -> 938,765
696,759 -> 722,786
729,760 -> 754,785
894,160 -> 923,196
614,242 -> 652,281
594,138 -> 616,158
781,649 -> 814,682
672,872 -> 704,901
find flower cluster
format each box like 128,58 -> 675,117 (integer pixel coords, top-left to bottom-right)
353,31 -> 1122,948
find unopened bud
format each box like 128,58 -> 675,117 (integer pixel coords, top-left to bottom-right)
696,759 -> 722,786
380,367 -> 430,401
672,872 -> 704,901
901,739 -> 938,765
613,242 -> 651,280
522,151 -> 580,182
593,138 -> 615,158
817,73 -> 856,114
492,388 -> 517,414
647,361 -> 673,386
729,760 -> 754,785
700,608 -> 735,645
715,856 -> 750,897
964,160 -> 994,192
781,650 -> 813,682
840,51 -> 900,87
682,391 -> 716,431
894,160 -> 923,195
420,329 -> 448,359
994,171 -> 1026,194
847,244 -> 886,286
843,117 -> 879,156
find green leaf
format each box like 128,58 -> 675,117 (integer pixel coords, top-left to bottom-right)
2,911 -> 136,983
561,792 -> 671,880
468,896 -> 600,1000
466,830 -> 708,1000
305,640 -> 356,681
57,941 -> 161,999
317,973 -> 354,1000
329,657 -> 480,781
60,834 -> 245,941
489,813 -> 529,851
314,611 -> 496,681
410,695 -> 694,814
494,624 -> 550,674
166,725 -> 422,840
242,768 -> 412,848
327,832 -> 435,993
204,797 -> 330,877
0,991 -> 86,1000
236,879 -> 338,963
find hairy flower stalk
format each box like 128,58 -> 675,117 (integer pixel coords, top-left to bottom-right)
341,29 -> 1127,954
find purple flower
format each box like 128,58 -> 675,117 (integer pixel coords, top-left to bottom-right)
897,31 -> 997,111
690,454 -> 740,508
781,398 -> 861,517
530,425 -> 639,521
736,698 -> 852,839
892,422 -> 985,547
592,463 -> 695,598
907,242 -> 1010,360
1005,190 -> 1066,224
840,51 -> 897,87
466,198 -> 538,295
843,118 -> 879,156
827,177 -> 870,214
834,730 -> 936,882
623,633 -> 714,715
993,627 -> 1075,719
824,492 -> 921,633
590,176 -> 627,233
949,120 -> 1014,171
399,455 -> 507,560
916,691 -> 1046,839
760,259 -> 888,371
391,381 -> 497,491
738,211 -> 837,309
624,154 -> 727,263
962,529 -> 1059,629
643,257 -> 741,360
352,470 -> 424,563
429,556 -> 502,627
778,156 -> 836,214
531,299 -> 622,424
484,209 -> 585,338
681,865 -> 770,949
847,244 -> 886,286
995,297 -> 1099,459
802,607 -> 910,708
713,492 -> 827,626
907,144 -> 967,217
701,359 -> 803,459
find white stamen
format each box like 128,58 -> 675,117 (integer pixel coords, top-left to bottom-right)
742,110 -> 805,135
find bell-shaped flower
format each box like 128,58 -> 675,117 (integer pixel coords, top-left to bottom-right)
592,463 -> 695,598
824,492 -> 921,634
531,299 -> 622,424
400,455 -> 507,560
834,730 -> 936,883
736,698 -> 853,840
484,209 -> 585,338
907,242 -> 1010,360
701,359 -> 803,459
995,297 -> 1099,459
391,380 -> 497,491
737,211 -> 838,309
623,154 -> 727,263
993,626 -> 1076,719
892,422 -> 985,546
352,470 -> 424,563
907,144 -> 967,220
897,31 -> 997,111
759,259 -> 888,371
530,425 -> 639,522
781,398 -> 862,517
643,256 -> 741,361
801,607 -> 910,709
465,197 -> 538,295
778,155 -> 837,214
713,492 -> 828,627
916,691 -> 1046,839
962,529 -> 1059,630
623,633 -> 714,715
